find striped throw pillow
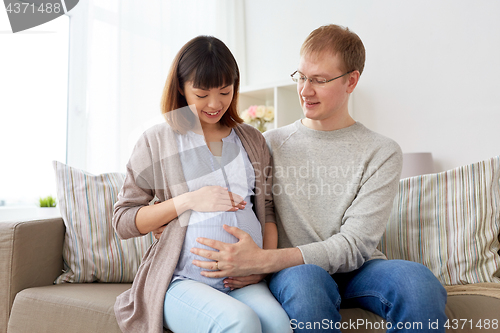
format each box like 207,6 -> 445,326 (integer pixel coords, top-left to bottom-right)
379,156 -> 500,285
53,161 -> 154,284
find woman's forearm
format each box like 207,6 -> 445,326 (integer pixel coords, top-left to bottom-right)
135,192 -> 192,234
263,222 -> 278,249
263,223 -> 304,273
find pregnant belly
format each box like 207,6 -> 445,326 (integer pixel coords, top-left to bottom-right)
185,210 -> 262,249
174,210 -> 262,292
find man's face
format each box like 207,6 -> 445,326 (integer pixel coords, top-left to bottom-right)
297,51 -> 356,128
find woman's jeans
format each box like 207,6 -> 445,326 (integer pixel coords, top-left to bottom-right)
269,259 -> 447,333
163,279 -> 292,333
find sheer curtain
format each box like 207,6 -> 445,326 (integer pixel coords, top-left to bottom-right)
66,0 -> 246,174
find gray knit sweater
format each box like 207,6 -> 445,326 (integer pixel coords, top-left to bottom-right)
264,120 -> 402,274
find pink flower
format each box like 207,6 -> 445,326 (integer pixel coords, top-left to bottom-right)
247,105 -> 257,118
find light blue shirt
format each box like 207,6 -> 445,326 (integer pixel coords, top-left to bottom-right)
172,129 -> 263,292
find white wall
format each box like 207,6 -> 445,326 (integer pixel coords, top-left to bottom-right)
244,0 -> 500,172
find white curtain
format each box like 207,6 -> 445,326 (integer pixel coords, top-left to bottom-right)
66,0 -> 246,174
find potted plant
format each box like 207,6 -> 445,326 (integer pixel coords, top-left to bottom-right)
39,195 -> 57,208
38,195 -> 59,219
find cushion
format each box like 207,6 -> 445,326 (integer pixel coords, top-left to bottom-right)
53,161 -> 154,283
8,284 -> 173,333
8,284 -> 129,333
378,156 -> 500,285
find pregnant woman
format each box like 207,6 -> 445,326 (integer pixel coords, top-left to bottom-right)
112,35 -> 291,333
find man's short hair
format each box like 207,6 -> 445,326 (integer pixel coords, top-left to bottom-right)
301,24 -> 365,75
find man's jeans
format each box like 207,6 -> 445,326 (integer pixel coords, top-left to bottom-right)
269,259 -> 447,332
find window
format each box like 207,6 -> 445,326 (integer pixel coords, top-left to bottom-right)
0,14 -> 69,208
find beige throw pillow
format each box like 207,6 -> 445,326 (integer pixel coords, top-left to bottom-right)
53,161 -> 154,284
379,156 -> 500,285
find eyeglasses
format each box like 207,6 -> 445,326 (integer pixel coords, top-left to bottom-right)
291,70 -> 354,86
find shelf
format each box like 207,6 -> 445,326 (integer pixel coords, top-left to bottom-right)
239,81 -> 303,130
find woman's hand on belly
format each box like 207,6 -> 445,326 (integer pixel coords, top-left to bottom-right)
189,186 -> 246,212
151,187 -> 247,240
223,274 -> 267,290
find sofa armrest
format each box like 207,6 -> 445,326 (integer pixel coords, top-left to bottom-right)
0,217 -> 65,333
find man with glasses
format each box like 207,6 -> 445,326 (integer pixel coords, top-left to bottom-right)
192,24 -> 447,332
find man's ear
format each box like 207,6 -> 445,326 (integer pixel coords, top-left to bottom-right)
346,70 -> 360,94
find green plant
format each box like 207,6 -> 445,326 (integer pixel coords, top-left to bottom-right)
39,195 -> 57,207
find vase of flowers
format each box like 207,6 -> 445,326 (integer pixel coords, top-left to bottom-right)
240,105 -> 275,133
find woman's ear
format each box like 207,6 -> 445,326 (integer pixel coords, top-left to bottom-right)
178,86 -> 184,96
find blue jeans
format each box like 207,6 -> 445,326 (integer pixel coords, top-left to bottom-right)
163,279 -> 292,333
269,260 -> 447,332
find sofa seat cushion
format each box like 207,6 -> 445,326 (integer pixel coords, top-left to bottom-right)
7,282 -> 500,333
446,282 -> 500,299
338,288 -> 500,333
7,283 -> 131,333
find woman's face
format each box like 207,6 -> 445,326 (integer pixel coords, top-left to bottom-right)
182,81 -> 234,128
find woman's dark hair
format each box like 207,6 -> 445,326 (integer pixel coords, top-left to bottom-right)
161,36 -> 242,132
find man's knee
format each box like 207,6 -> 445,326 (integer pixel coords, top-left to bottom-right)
392,261 -> 443,286
270,264 -> 341,308
270,265 -> 333,292
269,265 -> 342,326
386,260 -> 447,305
273,264 -> 331,281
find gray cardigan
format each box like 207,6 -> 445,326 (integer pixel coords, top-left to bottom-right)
112,122 -> 275,333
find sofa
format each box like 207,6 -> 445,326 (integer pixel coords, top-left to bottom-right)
2,217 -> 500,333
2,156 -> 500,333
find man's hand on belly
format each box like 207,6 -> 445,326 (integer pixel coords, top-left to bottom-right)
190,224 -> 265,278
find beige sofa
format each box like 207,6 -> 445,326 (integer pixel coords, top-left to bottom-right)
2,216 -> 500,333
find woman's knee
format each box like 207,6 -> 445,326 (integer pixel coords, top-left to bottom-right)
230,305 -> 290,333
257,303 -> 292,333
220,302 -> 262,333
164,279 -> 263,333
